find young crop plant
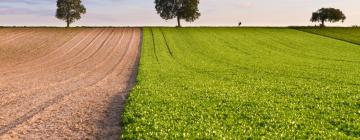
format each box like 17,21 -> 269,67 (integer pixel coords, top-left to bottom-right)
121,27 -> 360,139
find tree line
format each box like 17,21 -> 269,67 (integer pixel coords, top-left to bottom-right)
56,0 -> 347,27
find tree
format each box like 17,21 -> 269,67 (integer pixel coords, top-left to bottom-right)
56,0 -> 86,27
310,8 -> 346,27
155,0 -> 201,27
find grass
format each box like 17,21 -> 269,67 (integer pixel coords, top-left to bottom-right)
294,27 -> 360,45
121,27 -> 360,139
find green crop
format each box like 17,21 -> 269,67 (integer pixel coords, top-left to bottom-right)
294,27 -> 360,45
121,28 -> 360,139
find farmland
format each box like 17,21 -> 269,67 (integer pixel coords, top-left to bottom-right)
0,28 -> 141,139
294,27 -> 360,45
122,28 -> 360,139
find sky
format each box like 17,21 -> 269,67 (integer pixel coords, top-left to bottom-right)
0,0 -> 359,27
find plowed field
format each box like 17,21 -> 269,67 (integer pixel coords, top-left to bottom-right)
0,28 -> 141,139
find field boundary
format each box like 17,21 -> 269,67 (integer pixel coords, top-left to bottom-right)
118,28 -> 143,136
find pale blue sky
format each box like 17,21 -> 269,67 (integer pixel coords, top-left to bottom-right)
0,0 -> 359,26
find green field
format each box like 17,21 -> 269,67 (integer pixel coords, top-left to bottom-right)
294,27 -> 360,45
121,28 -> 360,139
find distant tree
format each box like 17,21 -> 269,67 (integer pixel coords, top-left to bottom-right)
56,0 -> 86,27
155,0 -> 201,27
310,8 -> 346,27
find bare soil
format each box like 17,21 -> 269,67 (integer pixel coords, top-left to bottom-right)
0,28 -> 141,139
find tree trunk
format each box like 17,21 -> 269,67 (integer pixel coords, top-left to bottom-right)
66,3 -> 71,28
320,20 -> 325,27
66,15 -> 70,28
177,16 -> 181,27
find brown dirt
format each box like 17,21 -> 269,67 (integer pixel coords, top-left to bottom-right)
0,28 -> 141,139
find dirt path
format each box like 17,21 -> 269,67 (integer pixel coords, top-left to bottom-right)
0,28 -> 141,139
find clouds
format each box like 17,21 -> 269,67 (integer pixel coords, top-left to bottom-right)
0,0 -> 359,26
0,6 -> 51,16
0,0 -> 54,16
0,0 -> 52,4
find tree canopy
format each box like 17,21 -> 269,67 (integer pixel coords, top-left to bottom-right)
155,0 -> 201,27
311,8 -> 346,27
56,0 -> 86,27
